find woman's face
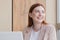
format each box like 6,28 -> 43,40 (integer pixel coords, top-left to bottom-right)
29,6 -> 45,23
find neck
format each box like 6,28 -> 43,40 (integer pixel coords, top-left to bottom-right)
33,22 -> 42,32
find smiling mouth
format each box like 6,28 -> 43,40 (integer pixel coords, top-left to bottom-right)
37,17 -> 41,19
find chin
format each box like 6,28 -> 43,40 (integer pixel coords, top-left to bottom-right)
36,20 -> 43,23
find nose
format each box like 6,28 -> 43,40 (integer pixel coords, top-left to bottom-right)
39,12 -> 41,16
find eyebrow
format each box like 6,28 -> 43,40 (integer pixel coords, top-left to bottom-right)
34,9 -> 44,11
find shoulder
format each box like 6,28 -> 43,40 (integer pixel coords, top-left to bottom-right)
46,24 -> 56,29
45,24 -> 56,32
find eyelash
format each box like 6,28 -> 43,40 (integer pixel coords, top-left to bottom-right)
42,11 -> 44,13
35,10 -> 44,13
35,10 -> 39,13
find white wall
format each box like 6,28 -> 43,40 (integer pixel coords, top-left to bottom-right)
57,0 -> 60,23
0,0 -> 12,31
46,0 -> 56,25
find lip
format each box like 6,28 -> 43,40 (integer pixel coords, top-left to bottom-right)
37,17 -> 42,19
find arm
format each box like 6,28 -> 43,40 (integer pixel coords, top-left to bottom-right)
48,25 -> 57,40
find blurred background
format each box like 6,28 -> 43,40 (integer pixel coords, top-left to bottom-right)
0,0 -> 60,40
0,0 -> 58,31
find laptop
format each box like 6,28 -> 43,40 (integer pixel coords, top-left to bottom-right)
0,32 -> 23,40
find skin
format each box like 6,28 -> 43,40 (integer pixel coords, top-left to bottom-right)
29,6 -> 45,32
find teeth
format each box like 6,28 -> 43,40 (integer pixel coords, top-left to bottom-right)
37,17 -> 41,19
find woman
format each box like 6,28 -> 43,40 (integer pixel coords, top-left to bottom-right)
23,3 -> 57,40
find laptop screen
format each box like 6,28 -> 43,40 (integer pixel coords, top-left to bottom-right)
0,32 -> 23,40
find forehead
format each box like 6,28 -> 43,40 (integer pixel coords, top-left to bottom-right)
34,6 -> 45,11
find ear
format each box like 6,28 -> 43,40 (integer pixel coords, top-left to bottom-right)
28,13 -> 32,18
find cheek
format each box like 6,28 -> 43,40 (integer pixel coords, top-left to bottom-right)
31,13 -> 37,20
42,14 -> 46,19
32,13 -> 37,17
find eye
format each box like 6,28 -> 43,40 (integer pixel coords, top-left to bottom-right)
42,10 -> 44,13
35,10 -> 39,13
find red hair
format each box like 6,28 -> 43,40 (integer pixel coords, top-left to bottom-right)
28,3 -> 47,27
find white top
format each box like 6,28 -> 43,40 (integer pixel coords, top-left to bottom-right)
30,29 -> 40,40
